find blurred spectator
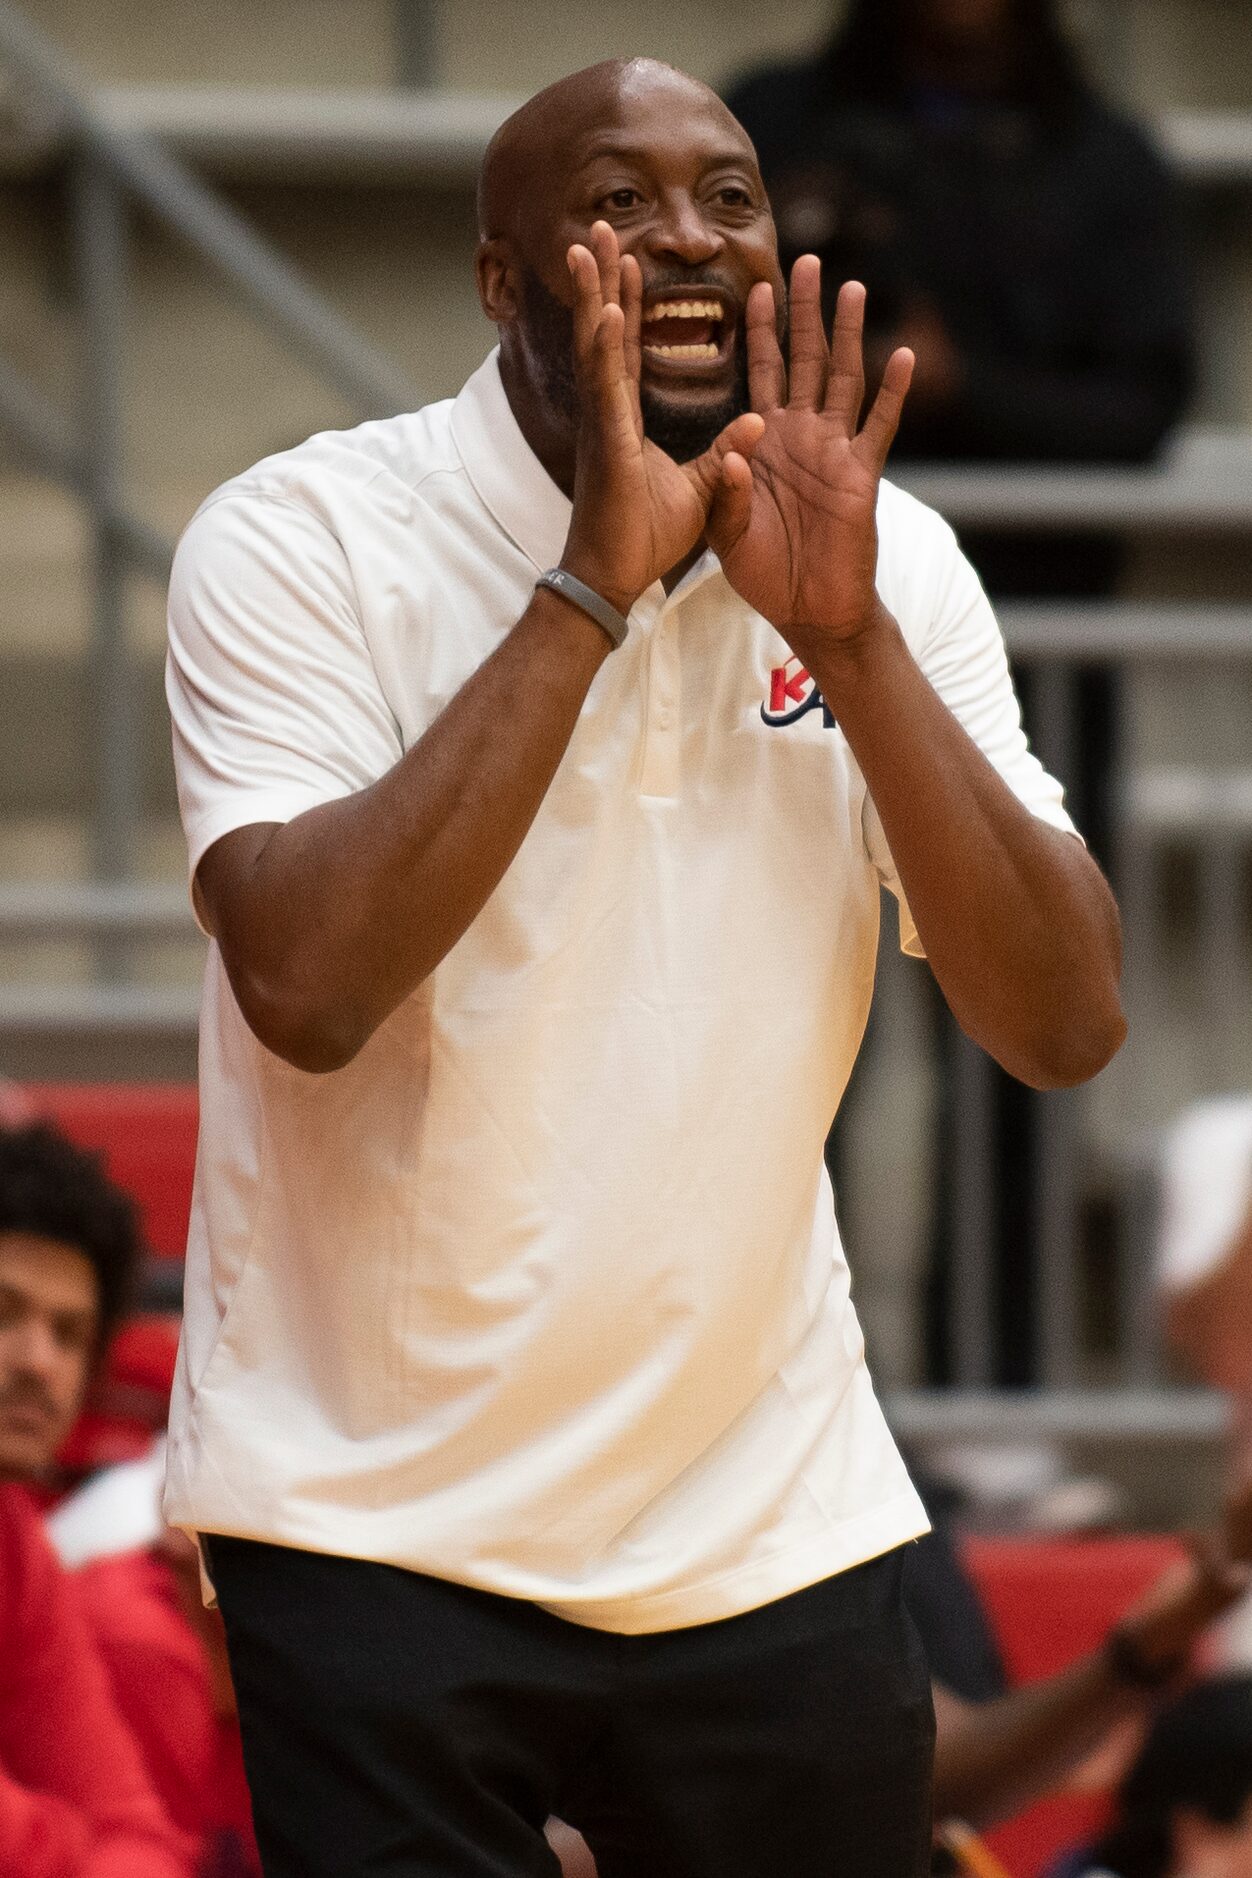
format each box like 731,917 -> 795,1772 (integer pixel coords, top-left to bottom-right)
1157,1096 -> 1252,1671
1048,1674 -> 1252,1878
0,1120 -> 193,1874
547,1477 -> 1252,1873
726,0 -> 1191,599
0,1119 -> 259,1876
727,0 -> 1193,1384
0,1120 -> 137,1492
0,1486 -> 194,1875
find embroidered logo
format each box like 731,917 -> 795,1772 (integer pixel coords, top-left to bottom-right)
760,658 -> 836,729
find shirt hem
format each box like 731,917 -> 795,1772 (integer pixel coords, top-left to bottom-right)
537,1488 -> 931,1633
170,1473 -> 930,1637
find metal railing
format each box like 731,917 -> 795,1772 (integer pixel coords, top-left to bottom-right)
0,0 -> 420,878
971,605 -> 1252,1392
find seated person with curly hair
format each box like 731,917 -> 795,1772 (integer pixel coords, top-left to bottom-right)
0,1119 -> 194,1876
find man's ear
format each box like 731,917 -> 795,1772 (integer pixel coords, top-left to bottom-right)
476,238 -> 521,325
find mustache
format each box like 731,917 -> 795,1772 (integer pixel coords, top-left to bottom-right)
640,267 -> 744,320
0,1378 -> 58,1422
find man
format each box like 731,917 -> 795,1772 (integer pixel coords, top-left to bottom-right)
0,1119 -> 193,1875
164,57 -> 1125,1878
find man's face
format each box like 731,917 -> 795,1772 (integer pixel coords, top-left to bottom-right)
513,76 -> 785,462
0,1232 -> 98,1479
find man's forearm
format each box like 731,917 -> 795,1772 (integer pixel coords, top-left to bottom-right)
803,605 -> 1125,1088
935,1552 -> 1238,1829
933,1657 -> 1139,1829
201,587 -> 612,1072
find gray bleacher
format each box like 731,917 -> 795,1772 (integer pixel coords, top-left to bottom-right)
1,0 -> 1250,1510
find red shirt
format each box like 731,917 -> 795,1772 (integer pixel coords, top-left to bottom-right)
76,1550 -> 261,1877
0,1485 -> 193,1877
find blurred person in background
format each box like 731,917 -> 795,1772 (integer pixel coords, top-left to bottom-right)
0,1119 -> 257,1870
548,1477 -> 1252,1874
0,1119 -> 194,1875
1047,1674 -> 1252,1878
1157,1096 -> 1252,1672
726,0 -> 1191,614
727,0 -> 1192,1386
0,1119 -> 137,1498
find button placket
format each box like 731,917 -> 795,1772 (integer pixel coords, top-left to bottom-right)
639,600 -> 682,798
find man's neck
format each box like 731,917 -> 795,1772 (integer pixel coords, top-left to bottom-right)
498,345 -> 577,498
498,344 -> 710,597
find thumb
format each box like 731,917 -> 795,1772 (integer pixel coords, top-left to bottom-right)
682,411 -> 765,511
705,451 -> 754,556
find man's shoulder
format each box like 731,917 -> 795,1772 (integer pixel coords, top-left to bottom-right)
189,394 -> 465,536
873,479 -> 981,650
875,476 -> 959,563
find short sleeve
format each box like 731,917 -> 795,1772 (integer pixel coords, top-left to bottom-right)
166,492 -> 404,884
864,509 -> 1078,958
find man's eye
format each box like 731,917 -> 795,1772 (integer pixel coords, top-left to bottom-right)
717,186 -> 753,208
604,188 -> 641,211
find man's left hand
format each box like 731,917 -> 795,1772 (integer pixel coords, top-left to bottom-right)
707,256 -> 913,654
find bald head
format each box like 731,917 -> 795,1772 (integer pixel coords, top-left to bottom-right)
477,59 -> 750,244
475,57 -> 782,482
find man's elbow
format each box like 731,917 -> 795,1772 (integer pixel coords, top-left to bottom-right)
1012,995 -> 1128,1091
230,966 -> 371,1075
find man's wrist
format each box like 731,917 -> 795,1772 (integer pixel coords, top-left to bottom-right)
555,550 -> 640,622
536,568 -> 631,650
788,601 -> 904,695
1104,1619 -> 1189,1691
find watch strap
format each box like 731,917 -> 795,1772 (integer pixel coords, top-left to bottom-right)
535,568 -> 631,649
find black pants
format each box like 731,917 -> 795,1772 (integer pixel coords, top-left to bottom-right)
206,1536 -> 934,1878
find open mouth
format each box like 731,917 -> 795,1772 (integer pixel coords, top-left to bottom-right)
641,295 -> 731,366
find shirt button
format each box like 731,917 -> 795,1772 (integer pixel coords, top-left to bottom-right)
657,708 -> 673,730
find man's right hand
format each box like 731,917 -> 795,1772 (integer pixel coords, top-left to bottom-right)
559,220 -> 764,615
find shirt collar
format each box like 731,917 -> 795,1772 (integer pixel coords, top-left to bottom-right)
450,348 -> 572,574
449,347 -> 725,610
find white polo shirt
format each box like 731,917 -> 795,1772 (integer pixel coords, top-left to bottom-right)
164,350 -> 1074,1633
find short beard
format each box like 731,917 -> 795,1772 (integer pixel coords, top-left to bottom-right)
517,265 -> 754,464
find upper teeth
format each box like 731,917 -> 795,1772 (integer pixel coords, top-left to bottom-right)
643,300 -> 722,322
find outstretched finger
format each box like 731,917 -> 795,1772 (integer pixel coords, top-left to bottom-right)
682,410 -> 766,511
825,281 -> 868,430
569,242 -> 632,436
620,251 -> 643,397
568,242 -> 604,367
786,254 -> 828,410
857,345 -> 914,472
587,219 -> 622,312
746,280 -> 785,414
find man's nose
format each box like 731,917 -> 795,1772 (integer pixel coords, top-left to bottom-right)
646,196 -> 724,267
8,1318 -> 63,1382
